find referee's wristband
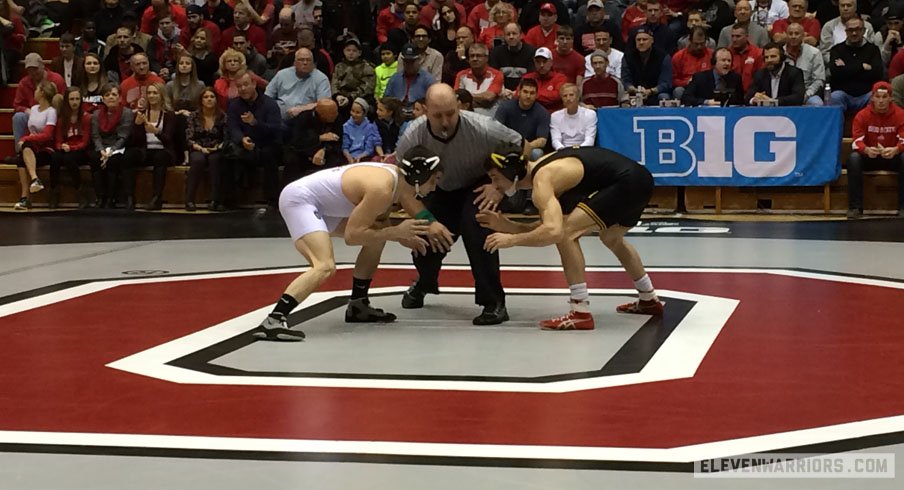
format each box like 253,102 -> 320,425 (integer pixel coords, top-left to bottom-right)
415,209 -> 436,222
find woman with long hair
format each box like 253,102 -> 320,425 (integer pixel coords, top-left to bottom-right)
13,81 -> 57,210
51,86 -> 92,208
166,54 -> 204,114
132,82 -> 178,210
432,4 -> 461,55
185,87 -> 228,212
187,28 -> 218,86
79,52 -> 108,112
477,3 -> 515,48
90,82 -> 136,209
213,48 -> 267,109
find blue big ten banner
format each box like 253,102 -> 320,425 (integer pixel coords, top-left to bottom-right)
596,106 -> 843,186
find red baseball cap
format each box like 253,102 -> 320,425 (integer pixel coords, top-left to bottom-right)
540,2 -> 556,14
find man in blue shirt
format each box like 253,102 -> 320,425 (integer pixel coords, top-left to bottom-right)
228,72 -> 284,211
265,47 -> 332,120
384,44 -> 436,116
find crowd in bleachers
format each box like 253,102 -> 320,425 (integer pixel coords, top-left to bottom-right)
1,0 -> 902,215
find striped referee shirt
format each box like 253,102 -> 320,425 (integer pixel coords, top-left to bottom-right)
395,110 -> 522,191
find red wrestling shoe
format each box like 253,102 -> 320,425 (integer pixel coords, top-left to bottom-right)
616,298 -> 664,315
539,310 -> 595,330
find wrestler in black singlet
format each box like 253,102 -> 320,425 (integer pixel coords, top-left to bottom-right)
531,147 -> 654,228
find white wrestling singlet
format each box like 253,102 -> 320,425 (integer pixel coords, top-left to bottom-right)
278,162 -> 399,241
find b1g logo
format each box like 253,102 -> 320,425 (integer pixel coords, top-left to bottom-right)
633,115 -> 796,178
596,107 -> 842,186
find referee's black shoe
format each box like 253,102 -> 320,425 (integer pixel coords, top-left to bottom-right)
401,281 -> 439,309
473,304 -> 508,325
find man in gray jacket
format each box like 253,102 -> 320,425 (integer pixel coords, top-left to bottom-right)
718,1 -> 770,48
819,0 -> 876,62
785,22 -> 826,105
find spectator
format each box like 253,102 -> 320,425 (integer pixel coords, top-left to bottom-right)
772,0 -> 820,46
583,29 -> 624,78
553,25 -> 585,85
13,81 -> 57,210
893,73 -> 904,107
185,87 -> 228,212
828,17 -> 883,112
746,43 -> 806,105
489,22 -> 535,94
622,0 -> 650,43
376,96 -> 404,154
477,2 -> 515,49
375,43 -> 399,99
187,28 -> 219,86
622,27 -> 672,105
682,47 -> 745,106
227,71 -> 283,210
80,53 -> 109,111
784,22 -> 826,105
676,9 -> 717,50
296,26 -> 333,76
221,4 -> 267,55
166,54 -> 205,114
519,0 -> 570,32
141,0 -> 188,35
104,25 -> 146,83
874,6 -> 904,66
94,0 -> 125,43
752,0 -> 790,30
522,46 -> 567,111
204,0 -> 235,33
51,87 -> 92,208
420,0 -> 465,33
433,3 -> 463,55
376,0 -> 407,45
443,26 -> 474,84
51,33 -> 86,88
120,53 -> 165,109
629,0 -> 677,54
399,97 -> 426,136
104,13 -> 152,59
494,77 -> 549,161
182,5 -> 221,50
847,81 -> 904,218
231,32 -> 268,77
729,23 -> 764,92
283,98 -> 344,179
523,3 -> 559,51
456,88 -> 474,109
575,0 -> 623,55
401,25 -> 444,82
582,50 -> 629,107
454,42 -> 504,116
146,15 -> 182,80
385,43 -> 436,114
820,0 -> 875,62
239,0 -> 275,31
698,0 -> 735,42
467,0 -> 502,34
90,82 -> 136,209
9,54 -> 66,164
332,37 -> 376,108
550,83 -> 596,150
75,20 -> 106,58
342,97 -> 384,162
214,49 -> 268,109
266,47 -> 331,120
132,83 -> 178,210
291,0 -> 320,28
719,1 -> 770,48
268,7 -> 299,69
671,26 -> 713,101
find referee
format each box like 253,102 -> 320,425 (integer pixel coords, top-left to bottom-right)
395,84 -> 523,325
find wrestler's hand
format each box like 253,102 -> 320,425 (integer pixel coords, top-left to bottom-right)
394,219 -> 431,241
476,209 -> 508,231
399,235 -> 428,256
426,221 -> 453,253
484,232 -> 515,253
473,184 -> 503,212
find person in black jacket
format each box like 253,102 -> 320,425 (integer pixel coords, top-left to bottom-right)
828,17 -> 884,112
746,43 -> 806,105
682,47 -> 745,106
283,98 -> 344,182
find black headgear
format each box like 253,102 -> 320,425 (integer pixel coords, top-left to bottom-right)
487,143 -> 526,182
399,145 -> 442,193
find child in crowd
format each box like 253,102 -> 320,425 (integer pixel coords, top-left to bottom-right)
342,97 -> 383,163
375,96 -> 403,155
373,43 -> 398,100
399,98 -> 426,137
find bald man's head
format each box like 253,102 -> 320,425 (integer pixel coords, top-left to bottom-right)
315,98 -> 338,123
425,84 -> 460,138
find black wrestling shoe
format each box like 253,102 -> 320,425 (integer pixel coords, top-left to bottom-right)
473,304 -> 509,325
251,313 -> 306,341
401,281 -> 439,309
345,298 -> 397,323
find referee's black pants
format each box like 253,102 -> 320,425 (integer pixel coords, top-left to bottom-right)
413,182 -> 504,308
